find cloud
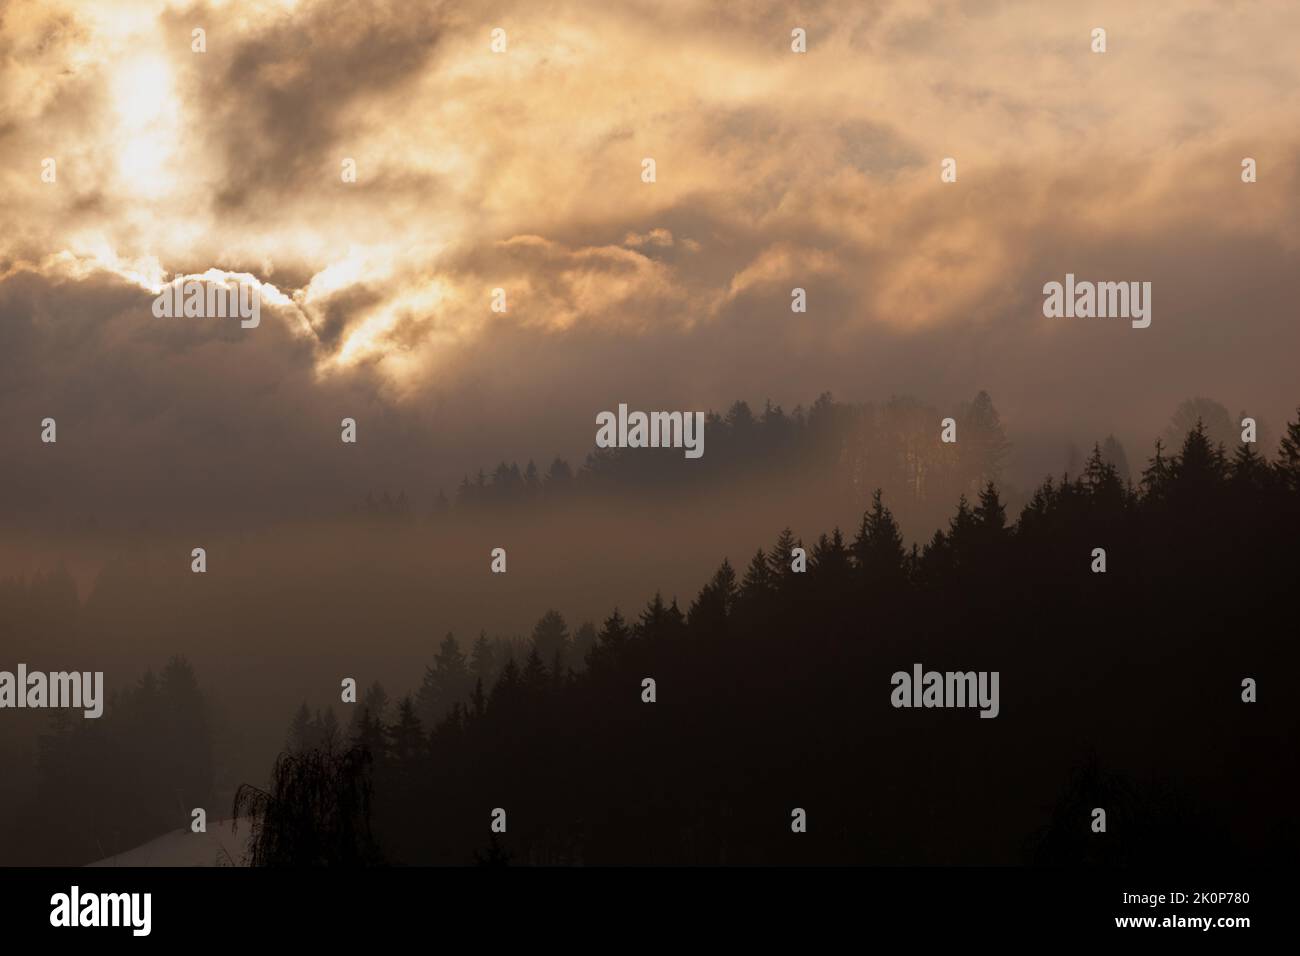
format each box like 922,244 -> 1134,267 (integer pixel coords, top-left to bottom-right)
1,0 -> 1298,523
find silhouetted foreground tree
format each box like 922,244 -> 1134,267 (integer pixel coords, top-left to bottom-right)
234,745 -> 383,866
1026,753 -> 1235,866
248,412 -> 1300,865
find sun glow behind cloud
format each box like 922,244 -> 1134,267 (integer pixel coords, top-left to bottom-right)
3,0 -> 1299,400
109,53 -> 181,197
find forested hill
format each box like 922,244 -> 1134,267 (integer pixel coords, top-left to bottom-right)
241,414 -> 1300,865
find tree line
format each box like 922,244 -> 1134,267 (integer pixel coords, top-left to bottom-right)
241,409 -> 1300,865
354,391 -> 1015,529
1,657 -> 214,865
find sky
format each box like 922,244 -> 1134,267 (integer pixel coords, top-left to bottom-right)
2,0 -> 1298,522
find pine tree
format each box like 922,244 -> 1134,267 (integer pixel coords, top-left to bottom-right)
355,707 -> 388,761
320,709 -> 340,752
687,560 -> 738,632
665,596 -> 686,635
1169,419 -> 1226,489
387,698 -> 424,763
710,558 -> 737,614
738,548 -> 775,605
287,702 -> 312,754
918,527 -> 953,587
414,661 -> 440,731
1165,397 -> 1234,451
637,592 -> 672,641
1140,439 -> 1171,500
489,657 -> 522,709
768,528 -> 798,580
570,621 -> 598,667
1276,406 -> 1300,492
1083,444 -> 1125,511
687,579 -> 726,633
945,495 -> 977,567
433,633 -> 471,704
348,681 -> 389,742
416,633 -> 472,728
810,529 -> 851,578
522,646 -> 549,690
1230,442 -> 1270,491
544,457 -> 573,494
974,481 -> 1007,533
590,608 -> 631,669
852,489 -> 906,587
961,390 -> 1012,486
531,610 -> 570,670
1100,434 -> 1131,483
470,632 -> 495,685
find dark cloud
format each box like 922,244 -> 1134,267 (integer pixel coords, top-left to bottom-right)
164,0 -> 445,210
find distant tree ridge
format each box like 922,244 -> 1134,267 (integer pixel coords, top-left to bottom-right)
246,411 -> 1300,865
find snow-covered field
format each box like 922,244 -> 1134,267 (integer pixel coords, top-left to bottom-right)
87,819 -> 253,867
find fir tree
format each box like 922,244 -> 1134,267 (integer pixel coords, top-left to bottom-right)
531,610 -> 570,670
522,646 -> 549,690
1083,444 -> 1126,511
589,608 -> 631,669
1141,439 -> 1172,499
287,703 -> 312,754
571,621 -> 598,667
974,481 -> 1008,533
768,528 -> 798,581
1230,441 -> 1270,491
739,548 -> 775,605
470,632 -> 496,685
387,698 -> 424,763
1277,406 -> 1300,492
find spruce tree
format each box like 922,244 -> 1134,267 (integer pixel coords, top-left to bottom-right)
768,528 -> 798,580
852,490 -> 906,587
287,703 -> 312,754
1083,444 -> 1125,512
531,610 -> 570,669
637,592 -> 671,640
387,698 -> 424,763
522,646 -> 549,690
349,681 -> 389,742
1100,434 -> 1131,483
1230,442 -> 1270,491
710,558 -> 738,614
433,633 -> 471,707
470,632 -> 496,685
974,482 -> 1008,533
1276,406 -> 1300,491
739,548 -> 775,605
1140,439 -> 1171,500
470,678 -> 487,719
588,608 -> 630,671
